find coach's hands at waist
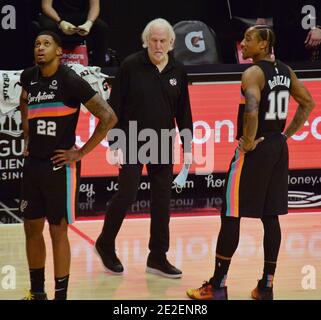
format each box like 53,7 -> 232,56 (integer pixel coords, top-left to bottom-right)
51,146 -> 84,165
238,136 -> 264,153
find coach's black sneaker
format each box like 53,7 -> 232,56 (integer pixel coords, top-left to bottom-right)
94,238 -> 124,274
22,290 -> 48,300
146,255 -> 182,279
251,283 -> 274,300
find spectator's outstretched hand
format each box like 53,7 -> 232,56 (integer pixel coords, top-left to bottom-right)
305,28 -> 321,48
77,20 -> 93,36
59,20 -> 77,35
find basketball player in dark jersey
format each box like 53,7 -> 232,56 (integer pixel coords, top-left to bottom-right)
19,31 -> 117,300
187,25 -> 315,300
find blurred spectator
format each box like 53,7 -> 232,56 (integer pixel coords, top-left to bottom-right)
257,0 -> 321,62
38,0 -> 110,67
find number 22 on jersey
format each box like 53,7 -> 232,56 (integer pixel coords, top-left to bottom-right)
37,120 -> 57,136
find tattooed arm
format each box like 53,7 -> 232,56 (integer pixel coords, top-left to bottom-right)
19,88 -> 29,156
239,66 -> 265,152
52,93 -> 118,165
284,68 -> 315,138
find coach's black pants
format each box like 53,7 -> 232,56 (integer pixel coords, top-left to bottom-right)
100,164 -> 173,258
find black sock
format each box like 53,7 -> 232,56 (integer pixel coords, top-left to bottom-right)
211,256 -> 231,289
258,261 -> 276,289
54,275 -> 69,300
260,216 -> 281,290
30,268 -> 45,293
210,217 -> 240,289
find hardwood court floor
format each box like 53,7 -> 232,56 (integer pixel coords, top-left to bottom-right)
0,213 -> 320,300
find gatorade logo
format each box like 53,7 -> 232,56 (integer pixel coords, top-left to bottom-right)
185,31 -> 206,53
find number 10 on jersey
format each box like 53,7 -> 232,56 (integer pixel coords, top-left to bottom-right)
266,90 -> 290,120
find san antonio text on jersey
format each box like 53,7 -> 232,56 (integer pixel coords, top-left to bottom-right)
21,65 -> 96,159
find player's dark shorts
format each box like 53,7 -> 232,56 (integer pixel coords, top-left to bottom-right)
20,157 -> 81,225
221,133 -> 288,218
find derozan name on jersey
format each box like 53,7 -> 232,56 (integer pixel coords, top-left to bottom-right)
28,91 -> 55,104
268,75 -> 291,90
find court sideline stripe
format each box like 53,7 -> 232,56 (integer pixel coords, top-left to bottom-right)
68,224 -> 95,246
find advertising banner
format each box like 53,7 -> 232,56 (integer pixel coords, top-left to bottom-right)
1,80 -> 320,223
78,81 -> 321,177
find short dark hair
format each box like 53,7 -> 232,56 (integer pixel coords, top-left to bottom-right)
37,30 -> 62,47
252,25 -> 275,54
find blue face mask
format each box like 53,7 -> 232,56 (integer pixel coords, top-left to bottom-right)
173,164 -> 191,193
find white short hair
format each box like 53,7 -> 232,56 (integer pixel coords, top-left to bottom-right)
141,18 -> 175,50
